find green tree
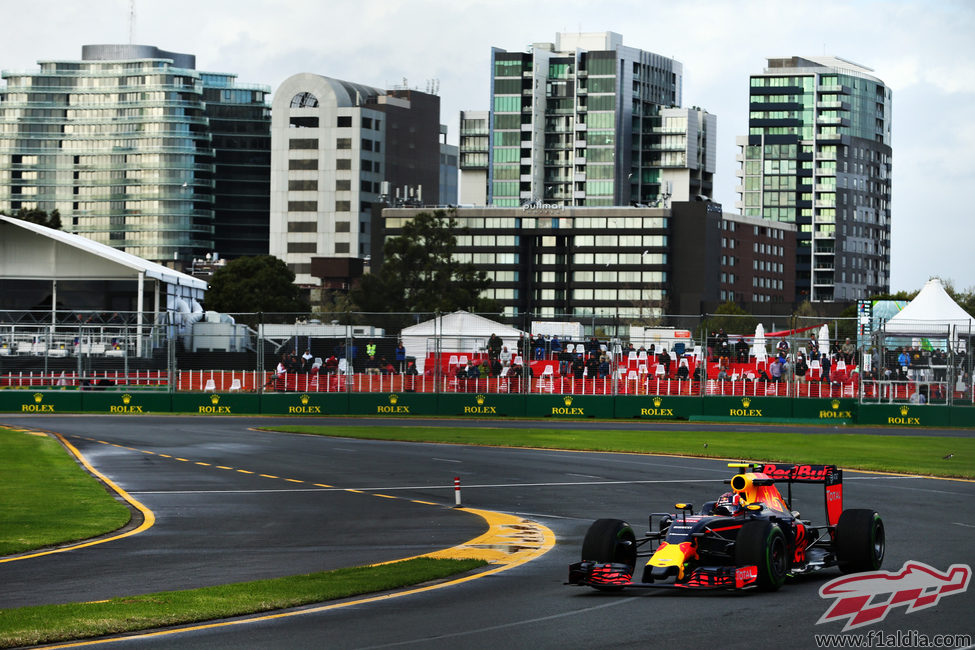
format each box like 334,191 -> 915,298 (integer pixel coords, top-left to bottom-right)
204,255 -> 309,319
698,301 -> 757,339
3,208 -> 62,229
350,210 -> 498,327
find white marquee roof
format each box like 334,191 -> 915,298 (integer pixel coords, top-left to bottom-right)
883,278 -> 975,338
0,215 -> 206,291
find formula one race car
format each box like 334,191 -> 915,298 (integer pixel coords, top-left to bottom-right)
567,462 -> 884,592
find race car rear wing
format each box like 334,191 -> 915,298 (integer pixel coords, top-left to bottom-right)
730,462 -> 843,526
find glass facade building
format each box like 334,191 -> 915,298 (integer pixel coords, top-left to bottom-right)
736,56 -> 892,302
474,32 -> 713,209
0,45 -> 269,263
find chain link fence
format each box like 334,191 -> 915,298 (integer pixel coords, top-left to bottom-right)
1,308 -> 971,404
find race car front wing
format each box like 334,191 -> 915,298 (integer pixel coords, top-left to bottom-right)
567,561 -> 759,590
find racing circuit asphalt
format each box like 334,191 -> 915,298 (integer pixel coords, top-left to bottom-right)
1,415 -> 974,649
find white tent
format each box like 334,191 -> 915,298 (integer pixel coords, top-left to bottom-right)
400,311 -> 526,372
883,278 -> 975,342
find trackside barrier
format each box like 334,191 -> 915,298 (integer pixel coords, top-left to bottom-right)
0,390 -> 971,426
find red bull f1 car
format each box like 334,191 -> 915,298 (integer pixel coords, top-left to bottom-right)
567,463 -> 885,592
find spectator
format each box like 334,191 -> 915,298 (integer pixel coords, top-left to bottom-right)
841,338 -> 856,365
571,355 -> 585,379
487,333 -> 503,361
808,333 -> 820,360
381,357 -> 395,375
776,338 -> 790,357
366,340 -> 377,359
559,347 -> 573,376
820,354 -> 832,384
550,335 -> 562,356
677,360 -> 690,380
769,356 -> 782,383
598,354 -> 610,378
478,361 -> 490,379
716,329 -> 730,359
585,353 -> 599,379
658,348 -> 671,378
736,337 -> 750,363
500,346 -> 513,366
532,333 -> 546,360
364,355 -> 381,375
897,348 -> 911,375
301,348 -> 314,371
394,340 -> 407,372
795,353 -> 808,382
324,355 -> 339,375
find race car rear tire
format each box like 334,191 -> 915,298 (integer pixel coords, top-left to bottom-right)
835,509 -> 885,574
735,520 -> 788,591
581,519 -> 637,591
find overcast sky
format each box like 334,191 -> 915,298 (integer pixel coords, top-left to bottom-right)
3,0 -> 972,294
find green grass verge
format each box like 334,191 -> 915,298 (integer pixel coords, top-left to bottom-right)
0,428 -> 130,555
0,557 -> 486,648
265,425 -> 975,479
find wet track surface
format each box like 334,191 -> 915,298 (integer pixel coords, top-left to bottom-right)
1,415 -> 973,649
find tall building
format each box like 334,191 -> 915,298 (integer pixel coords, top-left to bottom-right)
735,56 -> 892,303
0,45 -> 270,264
269,74 -> 441,285
201,73 -> 271,259
459,110 -> 489,204
461,32 -> 716,208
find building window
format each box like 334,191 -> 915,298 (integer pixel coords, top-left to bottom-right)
287,242 -> 317,253
334,242 -> 350,254
336,138 -> 352,150
289,159 -> 318,170
287,221 -> 317,233
336,158 -> 351,170
335,221 -> 351,232
335,201 -> 351,212
288,180 -> 318,191
290,92 -> 318,108
337,115 -> 352,127
288,201 -> 317,211
289,138 -> 318,150
336,180 -> 351,191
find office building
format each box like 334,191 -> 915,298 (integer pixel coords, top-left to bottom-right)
269,74 -> 441,285
736,56 -> 892,302
460,32 -> 716,208
0,44 -> 270,264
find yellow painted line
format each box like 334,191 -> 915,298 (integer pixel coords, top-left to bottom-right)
284,479 -> 304,484
0,434 -> 155,564
140,450 -> 155,455
41,508 -> 554,648
313,483 -> 332,488
158,454 -> 172,458
345,489 -> 364,494
195,462 -> 211,467
174,458 -> 189,462
216,466 -> 233,470
374,494 -> 396,499
258,474 -> 278,479
410,500 -> 439,506
236,470 -> 253,475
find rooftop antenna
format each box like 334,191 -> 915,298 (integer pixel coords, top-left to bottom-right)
128,0 -> 136,44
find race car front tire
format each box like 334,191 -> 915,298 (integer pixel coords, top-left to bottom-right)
835,509 -> 885,574
735,520 -> 788,591
581,518 -> 637,569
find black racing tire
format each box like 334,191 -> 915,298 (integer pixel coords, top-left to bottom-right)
581,518 -> 637,568
735,520 -> 788,591
835,509 -> 885,574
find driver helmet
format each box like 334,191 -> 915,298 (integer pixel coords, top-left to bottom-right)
714,491 -> 742,516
